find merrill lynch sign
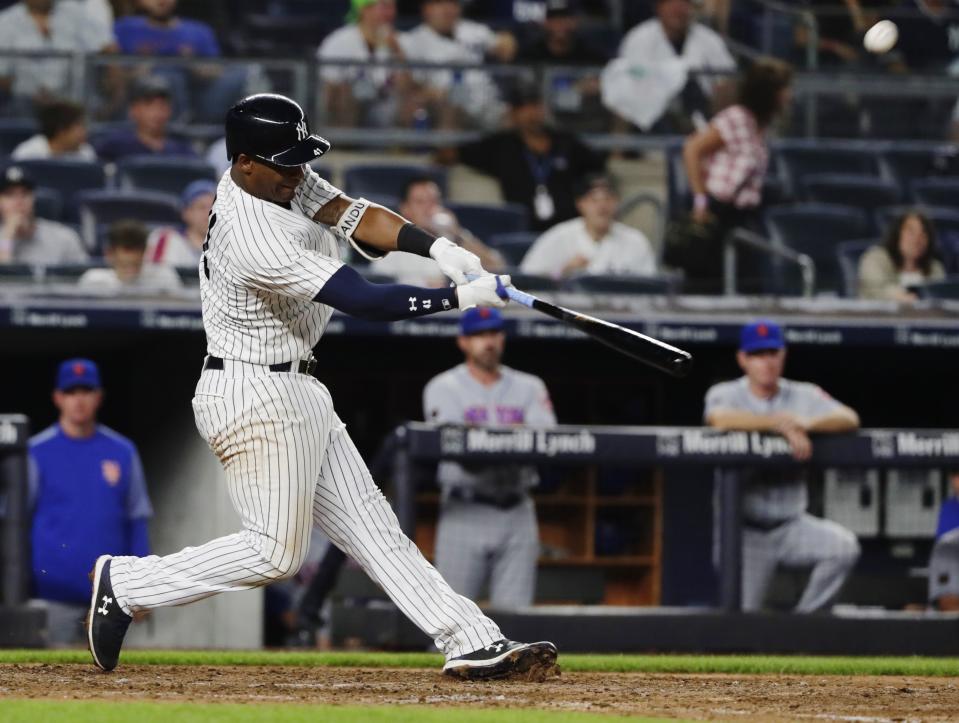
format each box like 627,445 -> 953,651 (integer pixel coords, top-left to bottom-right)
656,430 -> 792,458
440,427 -> 597,458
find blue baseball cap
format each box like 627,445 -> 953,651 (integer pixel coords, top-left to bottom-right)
459,307 -> 504,336
56,358 -> 101,391
181,179 -> 217,209
740,320 -> 785,353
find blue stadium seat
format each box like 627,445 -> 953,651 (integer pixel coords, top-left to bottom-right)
504,271 -> 560,292
910,178 -> 959,208
802,174 -> 900,219
343,164 -> 448,200
835,239 -> 878,298
77,190 -> 181,253
880,147 -> 959,191
18,159 -> 107,223
566,273 -> 680,295
447,202 -> 528,241
765,203 -> 870,295
486,231 -> 538,266
33,187 -> 63,221
918,277 -> 959,300
775,141 -> 880,197
309,161 -> 333,183
117,156 -> 218,195
0,118 -> 37,154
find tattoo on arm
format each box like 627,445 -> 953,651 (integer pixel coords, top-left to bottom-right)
313,195 -> 353,227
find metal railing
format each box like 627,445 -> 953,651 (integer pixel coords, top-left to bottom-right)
723,227 -> 816,298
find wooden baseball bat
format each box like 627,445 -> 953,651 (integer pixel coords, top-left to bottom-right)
472,275 -> 694,378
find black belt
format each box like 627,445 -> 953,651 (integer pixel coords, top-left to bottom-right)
203,355 -> 317,375
447,488 -> 525,510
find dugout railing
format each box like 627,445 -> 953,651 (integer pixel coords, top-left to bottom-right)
390,423 -> 959,613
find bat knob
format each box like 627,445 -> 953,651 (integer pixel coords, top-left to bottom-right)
670,353 -> 694,379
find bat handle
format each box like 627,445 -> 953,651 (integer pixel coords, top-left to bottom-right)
465,273 -> 536,309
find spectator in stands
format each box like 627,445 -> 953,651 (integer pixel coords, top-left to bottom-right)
798,0 -> 871,67
0,165 -> 88,265
705,320 -> 861,613
892,0 -> 959,73
93,76 -> 195,162
12,99 -> 96,161
114,0 -> 246,123
610,0 -> 736,133
520,173 -> 656,278
317,0 -> 412,128
78,219 -> 182,293
146,179 -> 215,268
436,82 -> 606,232
518,0 -> 608,66
678,58 -> 792,293
29,358 -> 152,645
400,0 -> 516,128
374,174 -> 505,285
857,211 -> 946,303
0,0 -> 116,113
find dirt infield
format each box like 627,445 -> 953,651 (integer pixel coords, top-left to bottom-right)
1,663 -> 956,721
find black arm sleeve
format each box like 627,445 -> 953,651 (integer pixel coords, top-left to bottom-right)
314,265 -> 458,321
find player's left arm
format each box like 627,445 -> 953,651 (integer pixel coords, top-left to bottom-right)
804,405 -> 860,433
313,194 -> 487,285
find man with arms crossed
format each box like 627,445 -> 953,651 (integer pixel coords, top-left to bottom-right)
86,93 -> 557,681
704,320 -> 861,612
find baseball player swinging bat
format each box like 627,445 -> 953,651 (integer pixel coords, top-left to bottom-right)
470,275 -> 693,378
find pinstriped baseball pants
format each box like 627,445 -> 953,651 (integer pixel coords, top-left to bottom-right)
109,364 -> 503,659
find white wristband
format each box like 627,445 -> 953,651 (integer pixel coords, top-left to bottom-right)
334,197 -> 386,261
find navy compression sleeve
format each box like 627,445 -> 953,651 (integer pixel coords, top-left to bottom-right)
313,264 -> 458,321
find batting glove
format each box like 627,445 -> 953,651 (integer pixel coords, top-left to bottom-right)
430,237 -> 487,285
456,274 -> 512,310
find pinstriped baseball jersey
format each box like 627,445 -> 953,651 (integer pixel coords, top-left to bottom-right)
201,168 -> 344,365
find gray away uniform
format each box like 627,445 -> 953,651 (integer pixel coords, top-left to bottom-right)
704,377 -> 861,612
423,364 -> 556,609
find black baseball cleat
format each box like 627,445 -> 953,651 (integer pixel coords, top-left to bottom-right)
86,555 -> 132,672
443,639 -> 558,680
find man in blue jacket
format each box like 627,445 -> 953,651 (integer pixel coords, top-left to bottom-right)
29,359 -> 153,645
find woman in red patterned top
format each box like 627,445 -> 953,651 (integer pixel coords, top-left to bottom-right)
681,58 -> 792,292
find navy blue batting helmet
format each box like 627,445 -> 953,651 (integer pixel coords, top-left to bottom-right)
225,93 -> 330,167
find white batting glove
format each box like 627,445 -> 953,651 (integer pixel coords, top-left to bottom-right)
456,274 -> 511,310
430,237 -> 487,285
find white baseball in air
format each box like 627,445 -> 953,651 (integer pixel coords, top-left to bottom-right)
863,20 -> 898,54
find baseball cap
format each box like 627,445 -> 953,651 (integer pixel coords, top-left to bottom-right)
546,0 -> 579,18
574,173 -> 618,200
130,75 -> 172,103
460,307 -> 504,336
739,320 -> 785,353
181,179 -> 217,208
0,165 -> 36,192
56,358 -> 101,391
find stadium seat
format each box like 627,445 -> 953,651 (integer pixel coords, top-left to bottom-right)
835,239 -> 877,298
802,174 -> 900,219
910,178 -> 959,208
918,277 -> 959,300
77,190 -> 181,253
880,146 -> 959,190
343,164 -> 448,201
765,203 -> 870,295
0,118 -> 37,154
44,263 -> 107,282
486,231 -> 538,266
309,161 -> 333,183
239,13 -> 336,56
18,159 -> 107,223
566,273 -> 680,295
33,187 -> 63,221
775,141 -> 880,197
447,202 -> 529,241
117,156 -> 218,195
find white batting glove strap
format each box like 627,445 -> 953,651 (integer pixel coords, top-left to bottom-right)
456,274 -> 511,310
429,237 -> 487,286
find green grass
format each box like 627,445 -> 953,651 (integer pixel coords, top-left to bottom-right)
0,701 -> 675,723
1,649 -> 957,677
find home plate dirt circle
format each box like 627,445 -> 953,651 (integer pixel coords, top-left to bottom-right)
1,664 -> 957,721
